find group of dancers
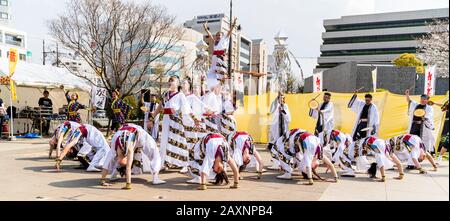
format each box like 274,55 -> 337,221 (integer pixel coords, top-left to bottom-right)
47,19 -> 447,191
268,89 -> 446,184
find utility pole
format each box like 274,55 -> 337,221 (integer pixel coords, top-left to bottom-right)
228,0 -> 236,106
42,40 -> 46,65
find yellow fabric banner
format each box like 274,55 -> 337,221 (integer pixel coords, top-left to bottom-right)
9,48 -> 18,77
235,92 -> 448,150
9,48 -> 19,101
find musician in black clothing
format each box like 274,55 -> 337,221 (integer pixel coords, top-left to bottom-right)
38,90 -> 53,136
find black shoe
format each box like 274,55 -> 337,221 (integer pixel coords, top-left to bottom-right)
267,143 -> 274,150
406,165 -> 417,170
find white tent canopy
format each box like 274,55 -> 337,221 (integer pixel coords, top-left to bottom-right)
0,58 -> 92,91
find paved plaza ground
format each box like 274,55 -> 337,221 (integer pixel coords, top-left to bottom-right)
0,139 -> 448,201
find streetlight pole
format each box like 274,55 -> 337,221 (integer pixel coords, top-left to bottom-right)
228,0 -> 236,106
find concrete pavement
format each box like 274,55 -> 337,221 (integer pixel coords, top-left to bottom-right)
0,139 -> 448,201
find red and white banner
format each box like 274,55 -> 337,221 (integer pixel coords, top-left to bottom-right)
313,72 -> 323,93
424,65 -> 436,96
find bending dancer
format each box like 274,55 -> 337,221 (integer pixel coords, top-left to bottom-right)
387,134 -> 437,174
271,129 -> 338,185
187,133 -> 240,190
228,131 -> 264,179
100,124 -> 165,190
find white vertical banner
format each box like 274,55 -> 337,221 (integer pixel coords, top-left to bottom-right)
424,65 -> 436,96
372,68 -> 378,93
92,86 -> 107,109
313,72 -> 323,93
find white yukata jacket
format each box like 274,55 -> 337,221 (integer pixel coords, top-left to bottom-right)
189,134 -> 230,178
103,124 -> 161,175
407,101 -> 435,152
269,100 -> 291,144
160,91 -> 191,167
328,131 -> 352,163
202,92 -> 222,133
366,137 -> 393,169
220,96 -> 237,137
270,129 -> 306,174
310,101 -> 335,133
228,132 -> 255,168
184,94 -> 210,149
348,96 -> 380,139
77,124 -> 110,171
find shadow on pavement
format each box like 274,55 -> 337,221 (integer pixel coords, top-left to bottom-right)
16,157 -> 52,162
23,165 -> 88,174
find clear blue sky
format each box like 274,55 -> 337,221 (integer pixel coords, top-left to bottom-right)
9,0 -> 450,76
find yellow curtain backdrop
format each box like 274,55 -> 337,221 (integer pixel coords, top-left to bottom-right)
235,92 -> 448,150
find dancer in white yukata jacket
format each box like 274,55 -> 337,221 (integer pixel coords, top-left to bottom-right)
180,80 -> 210,174
50,121 -> 83,171
76,123 -> 110,172
153,76 -> 198,170
227,131 -> 264,179
328,130 -> 355,177
348,93 -> 380,141
387,134 -> 437,174
220,87 -> 237,138
268,93 -> 291,170
405,90 -> 436,155
271,129 -> 338,185
309,92 -> 334,146
188,133 -> 240,190
202,84 -> 223,135
50,121 -> 110,172
203,18 -> 238,84
100,124 -> 165,190
362,136 -> 404,182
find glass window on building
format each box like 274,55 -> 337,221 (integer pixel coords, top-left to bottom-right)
0,49 -> 2,58
19,54 -> 26,61
5,33 -> 24,47
0,0 -> 8,6
0,12 -> 9,20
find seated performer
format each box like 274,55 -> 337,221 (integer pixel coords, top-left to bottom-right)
187,133 -> 240,190
227,131 -> 264,179
51,121 -> 110,172
348,93 -> 380,141
387,134 -> 437,174
100,124 -> 165,190
271,129 -> 338,185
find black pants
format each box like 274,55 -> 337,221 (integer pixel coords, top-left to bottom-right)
353,122 -> 368,141
42,119 -> 51,136
0,116 -> 3,139
410,123 -> 422,137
